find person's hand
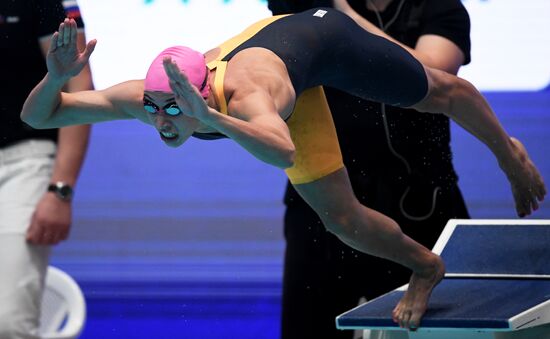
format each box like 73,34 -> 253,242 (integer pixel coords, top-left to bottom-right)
500,137 -> 546,217
26,193 -> 71,245
47,18 -> 96,83
162,57 -> 215,122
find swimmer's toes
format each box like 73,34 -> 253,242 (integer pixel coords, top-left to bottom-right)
400,311 -> 411,329
392,307 -> 398,321
410,312 -> 422,331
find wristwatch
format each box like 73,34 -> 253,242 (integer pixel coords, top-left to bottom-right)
47,182 -> 74,202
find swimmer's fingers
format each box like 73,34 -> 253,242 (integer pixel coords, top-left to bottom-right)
170,77 -> 207,119
49,32 -> 60,53
163,58 -> 199,95
164,59 -> 203,102
46,21 -> 96,80
168,79 -> 191,111
56,19 -> 67,49
57,18 -> 75,50
163,63 -> 192,100
164,72 -> 195,116
50,19 -> 77,57
539,182 -> 547,201
162,57 -> 181,82
162,58 -> 211,119
69,18 -> 77,47
163,59 -> 190,86
63,18 -> 72,46
56,18 -> 75,48
80,39 -> 97,63
515,191 -> 531,218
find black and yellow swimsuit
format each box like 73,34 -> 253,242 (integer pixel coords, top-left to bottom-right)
193,8 -> 429,184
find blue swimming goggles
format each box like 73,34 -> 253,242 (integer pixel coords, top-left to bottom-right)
143,99 -> 182,116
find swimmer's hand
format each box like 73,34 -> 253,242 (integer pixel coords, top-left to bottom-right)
47,18 -> 96,83
499,137 -> 546,217
163,57 -> 216,122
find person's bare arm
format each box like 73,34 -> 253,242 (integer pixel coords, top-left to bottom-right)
23,78 -> 141,129
208,90 -> 295,168
332,0 -> 464,74
21,19 -> 137,130
41,26 -> 92,187
164,58 -> 295,168
412,67 -> 546,217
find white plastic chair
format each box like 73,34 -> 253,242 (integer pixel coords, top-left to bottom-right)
39,266 -> 86,339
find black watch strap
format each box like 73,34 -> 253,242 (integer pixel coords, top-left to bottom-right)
47,182 -> 74,201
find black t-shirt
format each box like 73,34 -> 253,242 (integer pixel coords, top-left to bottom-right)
346,0 -> 470,63
267,0 -> 471,205
0,0 -> 85,148
267,0 -> 333,14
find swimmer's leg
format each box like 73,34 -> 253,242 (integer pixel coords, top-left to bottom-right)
292,167 -> 445,329
409,66 -> 546,217
320,14 -> 430,107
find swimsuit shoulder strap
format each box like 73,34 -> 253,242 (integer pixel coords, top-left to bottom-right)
206,14 -> 290,115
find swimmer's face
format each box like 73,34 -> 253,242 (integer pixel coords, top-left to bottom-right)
143,91 -> 199,147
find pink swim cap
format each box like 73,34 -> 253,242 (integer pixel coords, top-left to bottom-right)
144,46 -> 210,98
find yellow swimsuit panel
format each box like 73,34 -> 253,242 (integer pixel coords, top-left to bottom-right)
207,15 -> 344,185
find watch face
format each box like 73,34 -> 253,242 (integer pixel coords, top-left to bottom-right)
58,185 -> 73,198
49,183 -> 73,201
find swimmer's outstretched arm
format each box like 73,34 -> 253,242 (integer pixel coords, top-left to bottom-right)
21,19 -> 140,129
411,66 -> 546,217
163,58 -> 296,169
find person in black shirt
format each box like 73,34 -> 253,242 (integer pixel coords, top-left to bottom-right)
0,1 -> 93,337
267,0 -> 472,338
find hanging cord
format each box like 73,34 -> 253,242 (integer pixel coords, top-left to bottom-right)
367,0 -> 439,221
367,0 -> 406,31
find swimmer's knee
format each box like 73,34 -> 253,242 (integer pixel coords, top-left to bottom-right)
410,66 -> 456,114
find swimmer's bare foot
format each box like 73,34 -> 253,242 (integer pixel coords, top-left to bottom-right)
499,137 -> 546,217
392,254 -> 445,330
